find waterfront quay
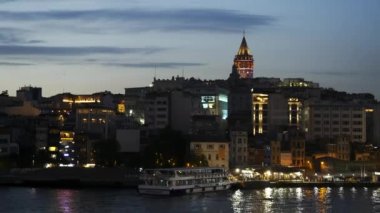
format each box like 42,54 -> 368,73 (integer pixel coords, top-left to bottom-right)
1,167 -> 380,190
232,167 -> 380,189
0,167 -> 139,188
234,180 -> 380,190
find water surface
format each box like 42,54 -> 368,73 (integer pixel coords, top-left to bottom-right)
0,187 -> 379,212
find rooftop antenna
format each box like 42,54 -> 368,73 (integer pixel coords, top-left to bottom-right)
154,65 -> 157,80
63,70 -> 66,93
182,67 -> 184,78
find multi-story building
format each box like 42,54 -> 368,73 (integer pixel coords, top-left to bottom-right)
16,86 -> 42,104
355,152 -> 370,161
247,146 -> 265,166
192,90 -> 228,136
144,93 -> 170,130
280,152 -> 292,166
279,78 -> 319,88
229,131 -> 248,167
326,143 -> 337,158
170,90 -> 193,134
45,129 -> 78,167
75,106 -> 116,139
336,136 -> 351,161
0,94 -> 40,117
35,126 -> 48,149
127,77 -> 228,136
0,131 -> 18,157
227,82 -> 252,132
270,140 -> 281,165
190,138 -> 229,168
252,93 -> 269,135
125,87 -> 150,126
58,130 -> 77,166
303,101 -> 367,143
252,93 -> 302,136
288,98 -> 302,128
46,128 -> 60,165
290,136 -> 305,167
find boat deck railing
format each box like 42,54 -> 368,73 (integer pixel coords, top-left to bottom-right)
140,173 -> 227,180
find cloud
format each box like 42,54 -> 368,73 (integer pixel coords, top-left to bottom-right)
310,71 -> 378,76
0,9 -> 275,33
0,45 -> 165,56
310,71 -> 355,76
104,62 -> 205,69
0,61 -> 33,66
0,27 -> 42,44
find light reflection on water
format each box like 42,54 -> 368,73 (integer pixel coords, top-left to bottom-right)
56,189 -> 77,213
372,188 -> 380,212
0,187 -> 379,213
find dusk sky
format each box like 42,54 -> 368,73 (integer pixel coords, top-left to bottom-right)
0,0 -> 379,98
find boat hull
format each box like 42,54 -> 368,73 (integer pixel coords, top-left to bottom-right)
138,184 -> 231,195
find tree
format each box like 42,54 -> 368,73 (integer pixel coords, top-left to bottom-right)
92,139 -> 120,167
186,151 -> 208,167
142,128 -> 189,168
34,149 -> 50,167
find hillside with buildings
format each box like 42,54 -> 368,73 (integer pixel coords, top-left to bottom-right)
1,36 -> 380,180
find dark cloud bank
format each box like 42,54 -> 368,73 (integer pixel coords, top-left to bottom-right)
0,8 -> 275,33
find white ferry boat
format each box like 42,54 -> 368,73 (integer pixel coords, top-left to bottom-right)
138,167 -> 231,195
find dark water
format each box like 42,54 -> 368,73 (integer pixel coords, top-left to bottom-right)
1,187 -> 379,213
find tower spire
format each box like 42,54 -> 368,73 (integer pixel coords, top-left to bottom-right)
233,34 -> 254,78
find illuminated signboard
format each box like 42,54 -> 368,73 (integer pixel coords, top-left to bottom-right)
201,96 -> 216,109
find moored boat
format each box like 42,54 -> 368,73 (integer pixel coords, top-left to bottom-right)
138,167 -> 231,195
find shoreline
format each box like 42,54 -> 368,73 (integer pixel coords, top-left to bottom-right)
233,180 -> 380,189
0,167 -> 140,189
1,168 -> 380,190
2,176 -> 380,190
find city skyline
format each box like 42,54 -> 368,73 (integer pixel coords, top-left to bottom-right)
0,0 -> 379,98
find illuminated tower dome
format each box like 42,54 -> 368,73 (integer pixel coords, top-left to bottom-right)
233,35 -> 254,78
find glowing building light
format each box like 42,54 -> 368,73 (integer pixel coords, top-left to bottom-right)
48,146 -> 57,152
84,163 -> 96,168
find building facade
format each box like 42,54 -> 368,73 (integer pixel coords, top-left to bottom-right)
303,101 -> 367,143
229,131 -> 248,167
271,140 -> 281,165
290,137 -> 305,167
190,140 -> 229,168
252,93 -> 301,136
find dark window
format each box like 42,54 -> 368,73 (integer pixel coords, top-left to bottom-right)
0,147 -> 8,153
0,139 -> 8,144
